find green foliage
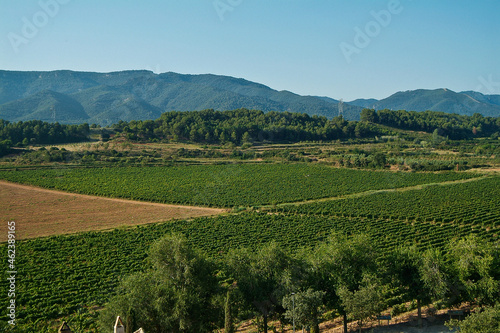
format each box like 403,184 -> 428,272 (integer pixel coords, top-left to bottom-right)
99,234 -> 219,333
0,164 -> 478,207
282,289 -> 326,333
0,119 -> 89,146
225,243 -> 296,333
446,304 -> 500,333
367,109 -> 500,139
0,139 -> 12,156
446,235 -> 500,306
224,288 -> 236,333
305,233 -> 379,332
338,275 -> 386,331
113,109 -> 381,144
384,246 -> 447,327
386,246 -> 447,303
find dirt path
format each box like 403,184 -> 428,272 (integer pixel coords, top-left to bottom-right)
265,174 -> 491,209
234,307 -> 460,333
0,180 -> 227,241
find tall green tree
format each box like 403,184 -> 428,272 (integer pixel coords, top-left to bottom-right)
225,243 -> 298,333
360,108 -> 378,123
446,235 -> 500,306
99,234 -> 219,333
282,289 -> 325,333
385,246 -> 447,328
337,274 -> 386,333
308,233 -> 378,333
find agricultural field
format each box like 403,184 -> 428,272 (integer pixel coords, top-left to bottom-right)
1,209 -> 496,330
0,164 -> 480,207
0,161 -> 498,331
274,175 -> 500,229
0,120 -> 499,332
0,180 -> 225,241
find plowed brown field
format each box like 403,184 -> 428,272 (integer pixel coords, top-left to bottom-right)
0,180 -> 226,241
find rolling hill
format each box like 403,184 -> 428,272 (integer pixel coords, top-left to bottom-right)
1,70 -> 498,126
349,88 -> 500,117
0,70 -> 359,126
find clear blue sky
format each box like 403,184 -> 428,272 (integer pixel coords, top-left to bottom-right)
1,0 -> 499,100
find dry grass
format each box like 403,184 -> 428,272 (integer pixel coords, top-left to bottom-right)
0,180 -> 226,241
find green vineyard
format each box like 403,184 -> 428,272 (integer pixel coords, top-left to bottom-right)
0,164 -> 498,331
1,212 -> 496,328
1,174 -> 499,329
275,175 -> 500,232
0,164 -> 479,207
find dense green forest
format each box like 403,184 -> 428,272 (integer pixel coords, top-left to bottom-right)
0,120 -> 89,156
1,108 -> 499,157
114,108 -> 500,145
360,109 -> 500,139
112,108 -> 385,144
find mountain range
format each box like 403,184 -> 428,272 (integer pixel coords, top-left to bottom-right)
349,88 -> 500,117
0,70 -> 499,126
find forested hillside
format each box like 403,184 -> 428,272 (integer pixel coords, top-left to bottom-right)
0,70 -> 360,125
350,89 -> 500,117
361,109 -> 500,139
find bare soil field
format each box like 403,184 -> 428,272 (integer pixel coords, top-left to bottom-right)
0,180 -> 226,241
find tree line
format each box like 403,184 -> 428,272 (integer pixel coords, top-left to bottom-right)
99,233 -> 500,333
361,109 -> 500,140
1,108 -> 498,158
1,108 -> 499,156
115,108 -> 500,145
0,120 -> 90,156
113,109 -> 384,144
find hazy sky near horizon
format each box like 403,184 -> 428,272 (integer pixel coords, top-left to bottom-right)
1,0 -> 499,100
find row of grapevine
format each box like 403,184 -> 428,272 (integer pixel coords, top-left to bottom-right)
2,200 -> 497,327
0,165 -> 495,330
275,175 -> 500,237
0,164 -> 479,207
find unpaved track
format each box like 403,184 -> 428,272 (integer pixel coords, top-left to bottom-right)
269,174 -> 491,208
0,180 -> 226,241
